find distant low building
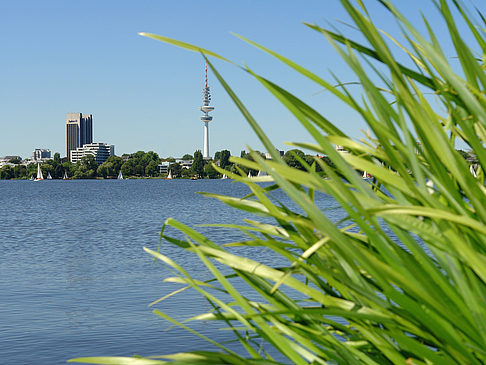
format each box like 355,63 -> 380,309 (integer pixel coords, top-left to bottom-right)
2,155 -> 21,162
70,143 -> 114,164
175,159 -> 193,169
265,150 -> 284,159
0,156 -> 21,168
159,161 -> 170,174
32,149 -> 51,161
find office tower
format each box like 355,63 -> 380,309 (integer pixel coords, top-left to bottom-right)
199,63 -> 214,159
66,113 -> 93,161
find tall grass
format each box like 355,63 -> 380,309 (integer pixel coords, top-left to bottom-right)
71,0 -> 486,363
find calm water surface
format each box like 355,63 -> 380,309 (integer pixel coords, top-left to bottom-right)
0,179 -> 340,364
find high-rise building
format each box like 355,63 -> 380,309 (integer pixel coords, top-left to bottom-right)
199,63 -> 214,159
66,113 -> 93,161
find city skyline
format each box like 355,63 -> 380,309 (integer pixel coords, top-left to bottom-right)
1,1 -> 482,159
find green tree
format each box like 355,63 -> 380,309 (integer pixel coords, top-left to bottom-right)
238,151 -> 263,176
191,150 -> 204,177
204,163 -> 219,179
97,156 -> 123,178
180,167 -> 191,178
213,151 -> 221,161
62,161 -> 76,178
121,159 -> 137,177
0,165 -> 13,179
26,163 -> 38,179
145,160 -> 160,177
13,164 -> 26,178
283,149 -> 306,170
181,154 -> 193,160
74,155 -> 97,179
219,150 -> 231,170
169,163 -> 182,178
41,163 -> 54,178
97,163 -> 113,178
121,151 -> 160,177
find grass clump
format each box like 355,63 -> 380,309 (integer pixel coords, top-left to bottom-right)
71,0 -> 486,364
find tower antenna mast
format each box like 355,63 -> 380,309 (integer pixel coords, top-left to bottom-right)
199,61 -> 214,159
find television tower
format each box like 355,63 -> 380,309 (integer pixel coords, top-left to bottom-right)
199,62 -> 214,159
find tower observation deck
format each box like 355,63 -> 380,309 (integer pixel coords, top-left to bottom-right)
199,62 -> 214,159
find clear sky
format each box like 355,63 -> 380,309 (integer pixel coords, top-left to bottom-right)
0,0 -> 481,159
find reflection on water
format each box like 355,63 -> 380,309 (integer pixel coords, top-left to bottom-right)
0,179 -> 342,364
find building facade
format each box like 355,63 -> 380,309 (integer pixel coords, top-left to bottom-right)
32,149 -> 51,161
70,143 -> 114,165
66,113 -> 93,161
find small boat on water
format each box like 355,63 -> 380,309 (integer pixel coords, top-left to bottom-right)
117,170 -> 124,180
248,171 -> 252,178
63,170 -> 70,180
221,173 -> 228,179
29,175 -> 34,181
34,163 -> 44,181
47,172 -> 52,180
167,170 -> 172,180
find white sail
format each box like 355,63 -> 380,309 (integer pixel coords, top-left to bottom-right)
118,170 -> 123,180
248,171 -> 252,178
363,170 -> 367,178
426,179 -> 435,194
221,173 -> 228,179
63,170 -> 68,180
35,163 -> 44,181
167,170 -> 172,179
47,172 -> 52,180
470,164 -> 477,178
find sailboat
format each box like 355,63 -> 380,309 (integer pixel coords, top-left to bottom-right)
470,164 -> 477,178
257,170 -> 267,177
167,170 -> 172,180
248,171 -> 252,178
363,170 -> 372,179
47,172 -> 52,180
63,170 -> 70,180
117,170 -> 124,180
34,163 -> 44,181
221,173 -> 228,179
29,175 -> 34,181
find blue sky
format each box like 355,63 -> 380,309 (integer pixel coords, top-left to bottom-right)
0,0 -> 480,159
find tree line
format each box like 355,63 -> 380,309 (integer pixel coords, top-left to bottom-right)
0,148 -> 340,180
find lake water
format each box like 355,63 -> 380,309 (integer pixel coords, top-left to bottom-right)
0,179 -> 341,364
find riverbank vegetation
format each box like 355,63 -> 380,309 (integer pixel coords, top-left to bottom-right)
72,0 -> 486,364
0,148 -> 327,180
